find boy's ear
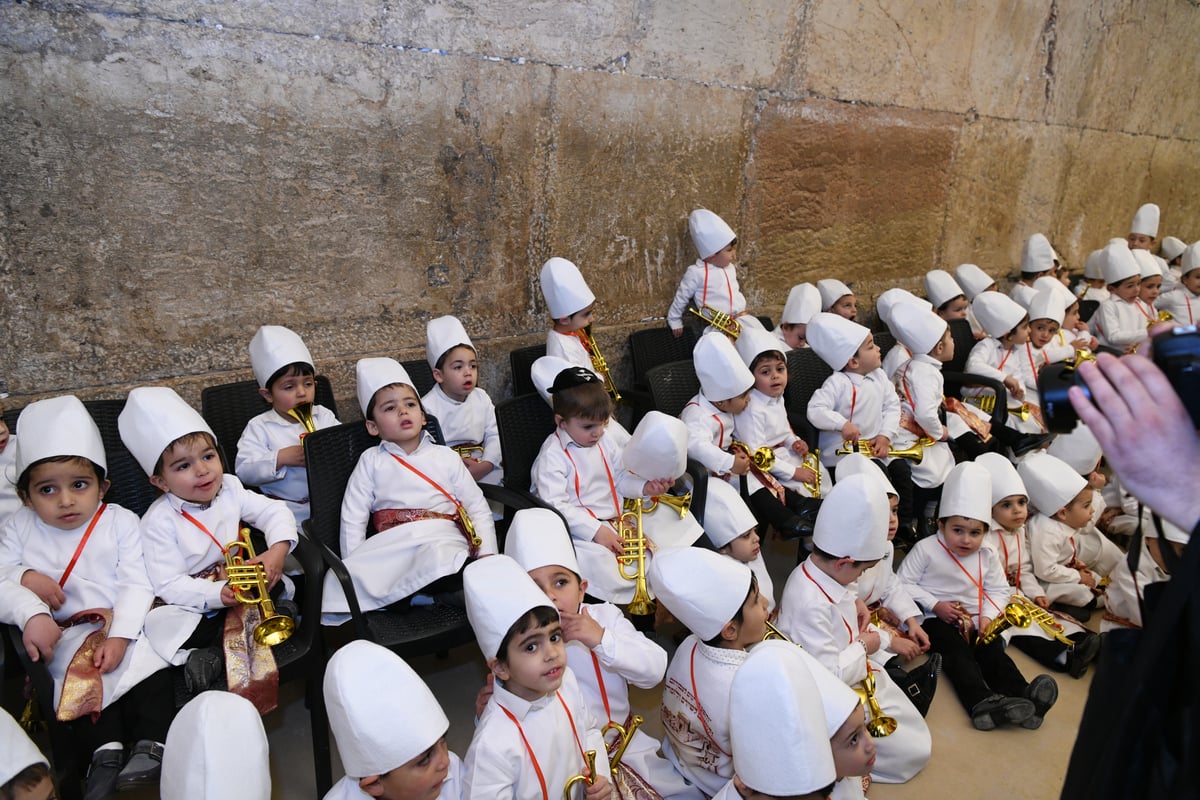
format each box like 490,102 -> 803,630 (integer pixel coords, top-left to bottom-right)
148,474 -> 170,493
719,619 -> 740,643
1052,506 -> 1070,521
358,776 -> 385,797
98,479 -> 112,500
488,657 -> 509,682
578,577 -> 589,594
553,413 -> 564,427
844,355 -> 860,371
431,367 -> 445,385
257,387 -> 273,403
365,419 -> 380,437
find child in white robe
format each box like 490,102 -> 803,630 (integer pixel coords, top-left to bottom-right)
965,292 -> 1048,441
667,209 -> 756,337
704,479 -> 776,613
818,279 -> 858,322
1156,242 -> 1200,325
1094,241 -> 1151,352
874,289 -> 931,380
772,283 -> 820,350
541,257 -> 600,374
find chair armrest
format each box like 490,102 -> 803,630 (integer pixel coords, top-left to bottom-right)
302,521 -> 371,641
943,372 -> 1008,430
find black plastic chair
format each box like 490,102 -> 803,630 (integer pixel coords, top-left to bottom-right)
944,318 -> 977,375
201,376 -> 338,472
628,327 -> 698,387
784,347 -> 834,448
643,360 -> 700,419
400,359 -> 437,398
509,344 -> 547,397
493,393 -> 557,494
1078,298 -> 1100,323
755,314 -> 774,330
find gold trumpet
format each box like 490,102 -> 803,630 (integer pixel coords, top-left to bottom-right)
617,499 -> 655,616
603,715 -> 644,776
286,401 -> 318,439
1008,595 -> 1075,646
976,600 -> 1032,647
563,749 -> 597,800
224,527 -> 295,647
582,325 -> 621,402
688,304 -> 741,339
451,443 -> 485,460
800,449 -> 822,498
964,395 -> 1033,421
730,439 -> 775,471
854,660 -> 897,737
762,619 -> 798,644
1149,309 -> 1174,328
834,438 -> 931,463
644,492 -> 691,518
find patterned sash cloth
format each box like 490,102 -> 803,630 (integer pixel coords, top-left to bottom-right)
943,396 -> 993,442
729,442 -> 785,502
606,715 -> 662,800
56,609 -> 113,722
371,508 -> 478,556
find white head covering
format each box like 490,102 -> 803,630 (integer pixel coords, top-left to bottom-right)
1182,242 -> 1200,275
465,555 -> 557,661
972,292 -> 1027,339
647,547 -> 751,641
954,263 -> 995,300
1028,288 -> 1065,325
504,508 -> 580,575
325,641 -> 449,778
939,462 -> 992,523
161,692 -> 270,800
623,411 -> 687,480
781,283 -> 822,325
689,209 -> 736,260
806,313 -> 870,371
1131,203 -> 1160,238
249,325 -> 314,389
530,355 -> 577,405
703,478 -> 759,548
812,473 -> 888,560
0,708 -> 46,788
925,269 -> 964,308
1047,424 -> 1103,475
426,315 -> 475,368
1131,249 -> 1161,280
119,387 -> 214,477
539,257 -> 596,319
889,303 -> 947,356
835,452 -> 896,496
875,288 -> 931,332
1017,452 -> 1087,516
693,332 -> 753,402
976,452 -> 1026,504
729,641 -> 838,795
1160,236 -> 1187,262
1021,233 -> 1056,274
355,357 -> 415,418
1101,241 -> 1141,285
817,279 -> 853,311
1083,249 -> 1105,280
734,326 -> 785,368
15,395 -> 107,479
1033,276 -> 1078,308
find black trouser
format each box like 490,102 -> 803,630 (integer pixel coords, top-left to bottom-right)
744,484 -> 818,531
883,458 -> 914,523
1011,633 -> 1072,670
66,667 -> 175,760
924,617 -> 1029,712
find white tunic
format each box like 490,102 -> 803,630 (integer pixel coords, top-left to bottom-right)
680,396 -> 737,478
853,541 -> 922,662
732,390 -> 828,498
324,753 -> 463,800
896,533 -> 1012,622
964,339 -> 1043,433
1101,536 -> 1167,633
421,385 -> 504,486
1026,513 -> 1099,607
545,330 -> 594,375
1009,283 -> 1038,309
891,356 -> 954,488
667,261 -> 747,332
0,505 -> 169,710
322,436 -> 498,622
1157,286 -> 1199,326
984,523 -> 1084,642
0,435 -> 20,525
465,668 -> 609,800
235,403 -> 339,525
1093,296 -> 1149,350
807,369 -> 901,468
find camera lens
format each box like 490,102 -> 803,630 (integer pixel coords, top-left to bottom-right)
1039,362 -> 1087,433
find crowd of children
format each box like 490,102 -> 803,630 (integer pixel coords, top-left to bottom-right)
0,202 -> 1192,800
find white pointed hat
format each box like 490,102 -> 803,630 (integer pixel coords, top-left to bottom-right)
689,209 -> 736,260
539,257 -> 596,319
939,461 -> 992,523
694,332 -> 754,402
1160,236 -> 1187,262
889,303 -> 947,357
647,547 -> 751,641
835,452 -> 896,496
504,508 -> 580,575
1182,242 -> 1200,274
925,269 -> 964,308
119,387 -> 214,477
530,356 -> 579,405
325,641 -> 449,778
1101,241 -> 1141,285
1028,288 -> 1065,325
465,555 -> 557,661
1083,249 -> 1105,280
15,395 -> 107,479
954,263 -> 996,300
1021,233 -> 1055,274
1131,249 -> 1161,279
812,473 -> 888,560
623,411 -> 687,480
1018,452 -> 1087,516
426,315 -> 475,368
249,325 -> 314,389
781,283 -> 822,325
976,452 -> 1026,504
355,357 -> 414,418
1047,424 -> 1103,476
735,326 -> 786,367
0,708 -> 46,788
703,478 -> 759,548
730,641 -> 837,795
876,288 -> 932,330
807,313 -> 869,371
161,691 -> 270,800
972,292 -> 1027,338
1033,276 -> 1078,308
817,279 -> 853,311
1131,203 -> 1160,237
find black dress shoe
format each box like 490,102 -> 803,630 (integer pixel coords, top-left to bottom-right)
84,747 -> 124,800
117,740 -> 164,790
1020,673 -> 1060,729
1066,632 -> 1102,679
184,646 -> 224,695
1050,599 -> 1096,623
1009,433 -> 1053,457
888,653 -> 941,717
971,694 -> 1034,731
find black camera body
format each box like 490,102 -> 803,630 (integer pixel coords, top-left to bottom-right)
1039,326 -> 1200,433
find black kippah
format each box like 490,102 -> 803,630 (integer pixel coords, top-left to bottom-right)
548,366 -> 600,394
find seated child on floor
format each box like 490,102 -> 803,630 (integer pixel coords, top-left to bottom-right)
704,478 -> 776,613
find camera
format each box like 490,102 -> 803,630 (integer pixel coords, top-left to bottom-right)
1039,325 -> 1200,433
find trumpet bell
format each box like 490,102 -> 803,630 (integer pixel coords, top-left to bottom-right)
646,492 -> 691,519
286,401 -> 318,434
688,305 -> 741,339
254,613 -> 296,647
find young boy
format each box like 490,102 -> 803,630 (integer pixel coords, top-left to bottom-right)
772,283 -> 821,350
1010,233 -> 1056,309
896,462 -> 1059,731
1,708 -> 54,800
530,368 -> 673,604
777,474 -> 931,784
1127,203 -> 1161,255
667,209 -> 755,337
954,262 -> 998,338
817,279 -> 857,321
924,269 -> 968,322
1075,249 -> 1110,301
704,478 -> 776,612
977,453 -> 1102,679
874,289 -> 932,380
1156,242 -> 1199,325
965,291 -> 1048,440
540,256 -> 600,374
1094,241 -> 1150,352
324,640 -> 463,800
0,396 -> 174,797
1158,235 -> 1187,290
160,691 -> 271,800
530,355 -> 632,448
236,325 -> 340,527
504,508 -> 700,800
422,315 -> 503,486
1026,287 -> 1075,367
682,333 -> 815,540
323,358 -> 497,623
463,555 -> 612,800
649,547 -> 768,797
119,386 -> 298,711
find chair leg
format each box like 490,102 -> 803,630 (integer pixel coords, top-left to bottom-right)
307,674 -> 333,797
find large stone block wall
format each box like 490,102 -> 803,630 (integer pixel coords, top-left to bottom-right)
1,0 -> 1197,415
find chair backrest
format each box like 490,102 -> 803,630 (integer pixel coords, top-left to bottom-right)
1078,298 -> 1100,323
400,359 -> 436,398
201,375 -> 338,471
873,329 -> 897,360
945,318 -> 976,374
303,421 -> 379,556
644,360 -> 700,418
628,327 -> 697,387
509,344 -> 548,397
784,347 -> 834,418
494,393 -> 556,493
755,314 -> 774,330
